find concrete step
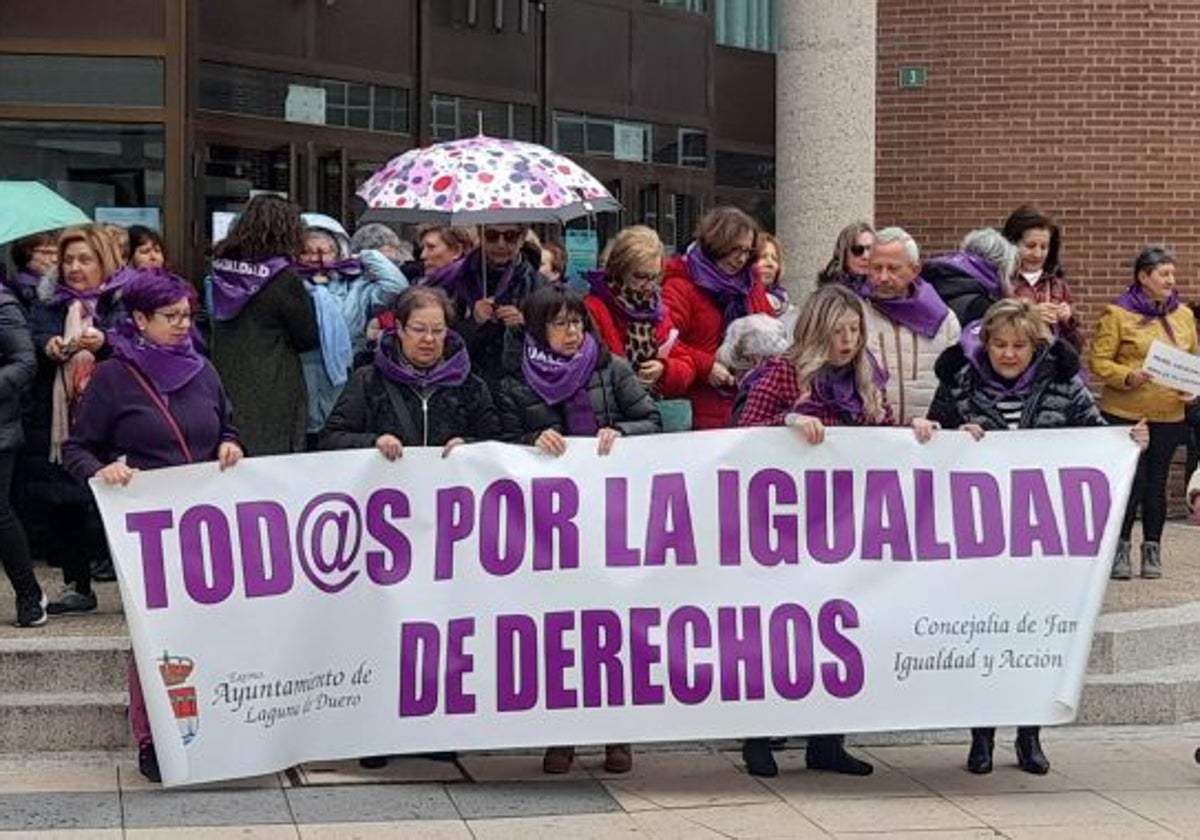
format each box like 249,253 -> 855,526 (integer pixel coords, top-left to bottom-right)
0,693 -> 130,752
1088,602 -> 1200,674
0,636 -> 129,694
1078,662 -> 1200,725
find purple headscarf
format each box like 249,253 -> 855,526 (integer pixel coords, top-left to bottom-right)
1114,283 -> 1181,342
859,276 -> 951,339
521,333 -> 600,435
374,328 -> 471,389
685,243 -> 754,328
209,256 -> 291,321
108,269 -> 205,394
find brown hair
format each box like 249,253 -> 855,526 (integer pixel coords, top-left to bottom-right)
56,225 -> 122,281
540,239 -> 566,275
417,224 -> 476,256
818,221 -> 874,284
97,223 -> 129,267
393,285 -> 456,328
979,298 -> 1052,352
695,206 -> 759,262
214,194 -> 306,261
756,232 -> 785,283
11,231 -> 56,271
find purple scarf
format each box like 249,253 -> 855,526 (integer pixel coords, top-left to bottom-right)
209,256 -> 291,321
54,282 -> 106,318
930,252 -> 1004,300
521,333 -> 600,435
292,258 -> 363,282
7,269 -> 41,298
422,250 -> 518,304
860,276 -> 950,339
685,243 -> 754,328
107,320 -> 206,394
965,329 -> 1045,401
1115,283 -> 1181,342
374,329 -> 471,388
792,357 -> 889,423
582,269 -> 664,324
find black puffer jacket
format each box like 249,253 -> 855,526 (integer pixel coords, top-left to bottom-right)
496,341 -> 661,444
0,290 -> 36,452
453,250 -> 546,388
927,339 -> 1104,431
320,360 -> 500,451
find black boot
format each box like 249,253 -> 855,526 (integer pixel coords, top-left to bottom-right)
967,727 -> 995,774
1015,726 -> 1049,775
742,737 -> 778,777
806,734 -> 873,776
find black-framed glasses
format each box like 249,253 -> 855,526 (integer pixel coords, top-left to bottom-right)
548,316 -> 585,331
484,229 -> 523,244
153,309 -> 193,326
849,243 -> 872,257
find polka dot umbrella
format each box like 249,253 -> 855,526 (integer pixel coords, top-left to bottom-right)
355,134 -> 620,225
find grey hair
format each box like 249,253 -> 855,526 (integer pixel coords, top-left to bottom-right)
351,223 -> 403,254
961,228 -> 1017,291
874,227 -> 919,264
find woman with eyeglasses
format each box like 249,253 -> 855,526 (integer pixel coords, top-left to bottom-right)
6,231 -> 59,311
583,225 -> 694,405
423,223 -> 546,389
495,283 -> 660,775
817,222 -> 875,289
661,206 -> 775,430
62,269 -> 242,784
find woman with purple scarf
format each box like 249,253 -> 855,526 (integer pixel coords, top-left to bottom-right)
495,283 -> 660,776
208,195 -> 319,456
923,228 -> 1018,326
661,206 -> 775,430
63,269 -> 243,784
6,231 -> 58,311
928,298 -> 1148,777
1090,246 -> 1197,581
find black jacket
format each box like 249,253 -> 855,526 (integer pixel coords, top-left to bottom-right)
0,290 -> 36,452
495,342 -> 662,444
321,362 -> 500,450
923,260 -> 998,326
927,340 -> 1105,431
453,251 -> 546,388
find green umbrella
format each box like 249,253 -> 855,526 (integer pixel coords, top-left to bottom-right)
0,181 -> 91,246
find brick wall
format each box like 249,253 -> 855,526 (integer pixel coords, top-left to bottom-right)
876,0 -> 1200,513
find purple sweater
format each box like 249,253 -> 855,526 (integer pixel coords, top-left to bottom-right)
63,358 -> 239,482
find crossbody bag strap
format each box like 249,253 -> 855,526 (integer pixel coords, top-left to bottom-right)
380,377 -> 422,445
120,360 -> 195,464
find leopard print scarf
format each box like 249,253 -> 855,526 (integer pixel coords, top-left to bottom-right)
608,275 -> 660,368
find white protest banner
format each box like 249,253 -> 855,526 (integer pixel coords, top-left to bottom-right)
1143,339 -> 1200,395
90,427 -> 1139,787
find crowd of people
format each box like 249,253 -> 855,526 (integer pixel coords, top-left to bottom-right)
0,194 -> 1188,784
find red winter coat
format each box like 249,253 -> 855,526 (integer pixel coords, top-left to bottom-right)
661,254 -> 775,429
584,294 -> 694,399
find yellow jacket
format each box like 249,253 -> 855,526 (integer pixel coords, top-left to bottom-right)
1089,302 -> 1198,422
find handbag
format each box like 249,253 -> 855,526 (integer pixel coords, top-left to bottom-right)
656,398 -> 693,433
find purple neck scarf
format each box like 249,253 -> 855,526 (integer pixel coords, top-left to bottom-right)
1115,283 -> 1181,342
422,250 -> 518,304
374,329 -> 471,389
966,332 -> 1045,400
9,269 -> 41,296
582,269 -> 664,324
793,357 -> 888,423
292,258 -> 363,283
859,276 -> 950,339
108,320 -> 206,394
209,256 -> 291,321
685,243 -> 754,328
54,281 -> 105,318
522,333 -> 600,435
931,252 -> 1003,300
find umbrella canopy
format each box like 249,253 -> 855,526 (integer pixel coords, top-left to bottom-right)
356,134 -> 620,226
0,181 -> 91,246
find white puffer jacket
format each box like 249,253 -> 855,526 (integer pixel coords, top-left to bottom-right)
863,301 -> 961,423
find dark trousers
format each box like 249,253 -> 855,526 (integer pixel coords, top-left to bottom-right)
1105,414 -> 1189,543
0,451 -> 40,602
44,501 -> 105,596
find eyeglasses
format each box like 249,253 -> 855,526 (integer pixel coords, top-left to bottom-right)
483,229 -> 524,245
32,247 -> 58,258
548,316 -> 585,331
404,324 -> 448,340
153,309 -> 193,326
849,243 -> 872,257
722,246 -> 755,261
630,270 -> 662,283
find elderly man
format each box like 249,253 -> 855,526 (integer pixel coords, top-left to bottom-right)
858,227 -> 961,422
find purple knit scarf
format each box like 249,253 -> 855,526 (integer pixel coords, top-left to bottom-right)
107,320 -> 206,394
373,329 -> 471,388
522,333 -> 600,435
209,256 -> 291,321
685,243 -> 754,328
859,276 -> 950,339
1114,283 -> 1181,342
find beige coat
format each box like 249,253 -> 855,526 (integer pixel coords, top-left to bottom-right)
863,301 -> 961,423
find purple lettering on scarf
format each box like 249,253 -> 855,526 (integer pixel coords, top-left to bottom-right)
604,478 -> 640,567
717,470 -> 742,566
496,614 -> 539,712
237,502 -> 293,599
769,604 -> 816,700
629,607 -> 665,705
532,478 -> 579,571
445,618 -> 476,715
479,480 -> 526,576
580,609 -> 624,707
805,471 -> 855,563
179,505 -> 234,605
544,611 -> 578,710
1060,468 -> 1111,555
914,469 -> 952,560
365,489 -> 412,585
862,470 -> 913,561
1010,470 -> 1064,557
667,606 -> 713,705
748,469 -> 798,566
126,510 -> 174,610
645,473 -> 698,566
717,606 -> 766,701
819,600 -> 864,698
434,487 -> 474,581
950,473 -> 1005,558
398,622 -> 440,717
